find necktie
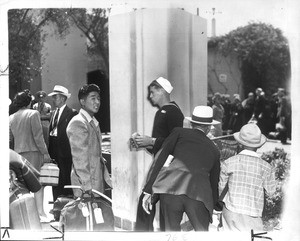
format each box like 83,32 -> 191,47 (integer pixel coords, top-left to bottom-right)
52,108 -> 60,130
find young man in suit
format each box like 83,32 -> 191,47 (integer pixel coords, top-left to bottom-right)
142,106 -> 221,231
67,84 -> 114,230
48,85 -> 77,202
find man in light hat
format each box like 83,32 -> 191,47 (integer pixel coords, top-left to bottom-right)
48,85 -> 77,204
142,105 -> 220,231
132,77 -> 184,231
219,123 -> 276,231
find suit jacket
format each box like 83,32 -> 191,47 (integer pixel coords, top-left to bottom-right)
9,109 -> 48,155
48,105 -> 77,160
143,127 -> 220,217
66,109 -> 111,197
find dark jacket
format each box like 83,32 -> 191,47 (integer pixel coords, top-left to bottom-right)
150,102 -> 184,155
143,127 -> 220,217
48,105 -> 77,160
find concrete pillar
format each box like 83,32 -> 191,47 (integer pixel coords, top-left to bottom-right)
109,8 -> 207,230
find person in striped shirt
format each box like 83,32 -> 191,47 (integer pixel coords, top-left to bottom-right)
219,123 -> 276,231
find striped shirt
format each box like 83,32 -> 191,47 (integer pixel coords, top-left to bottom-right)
219,150 -> 276,217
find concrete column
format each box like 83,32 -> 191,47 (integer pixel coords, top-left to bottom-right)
109,8 -> 207,230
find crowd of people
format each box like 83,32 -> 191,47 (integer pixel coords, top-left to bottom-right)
8,79 -> 282,232
9,84 -> 115,229
208,87 -> 292,144
130,78 -> 276,232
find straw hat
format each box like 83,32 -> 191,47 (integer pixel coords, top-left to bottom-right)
185,106 -> 220,125
233,123 -> 267,148
48,85 -> 71,98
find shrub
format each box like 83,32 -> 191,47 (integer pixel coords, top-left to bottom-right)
261,148 -> 290,230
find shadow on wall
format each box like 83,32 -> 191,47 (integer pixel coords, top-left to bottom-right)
87,70 -> 110,133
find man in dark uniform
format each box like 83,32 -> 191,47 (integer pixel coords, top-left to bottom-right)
252,88 -> 268,134
276,88 -> 291,144
142,106 -> 220,231
48,85 -> 77,203
132,77 -> 184,231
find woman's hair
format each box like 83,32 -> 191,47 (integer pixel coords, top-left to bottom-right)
13,89 -> 32,109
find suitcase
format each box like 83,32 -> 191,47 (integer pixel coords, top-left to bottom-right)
10,193 -> 42,230
40,162 -> 59,186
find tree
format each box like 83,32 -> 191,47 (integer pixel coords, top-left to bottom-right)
8,8 -> 110,98
64,8 -> 110,76
8,9 -> 70,99
208,22 -> 291,96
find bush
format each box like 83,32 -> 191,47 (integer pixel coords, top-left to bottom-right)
261,148 -> 290,230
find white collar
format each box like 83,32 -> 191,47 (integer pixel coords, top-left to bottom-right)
240,149 -> 259,158
57,104 -> 66,112
80,108 -> 99,127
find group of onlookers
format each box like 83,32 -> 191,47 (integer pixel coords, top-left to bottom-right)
208,87 -> 291,144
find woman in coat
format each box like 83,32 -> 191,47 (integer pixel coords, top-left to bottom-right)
9,89 -> 51,222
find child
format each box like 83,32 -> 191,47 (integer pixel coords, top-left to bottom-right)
219,123 -> 276,231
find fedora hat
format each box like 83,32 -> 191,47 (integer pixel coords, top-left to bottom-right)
185,106 -> 220,125
233,123 -> 267,148
48,85 -> 71,98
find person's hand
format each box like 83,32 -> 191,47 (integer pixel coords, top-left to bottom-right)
134,135 -> 153,148
142,193 -> 152,214
82,189 -> 93,198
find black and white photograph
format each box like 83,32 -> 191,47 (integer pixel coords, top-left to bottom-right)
0,0 -> 299,240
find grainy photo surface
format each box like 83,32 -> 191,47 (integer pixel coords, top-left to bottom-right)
1,0 -> 299,240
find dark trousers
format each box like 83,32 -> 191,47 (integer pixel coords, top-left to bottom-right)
160,194 -> 210,231
135,193 -> 156,231
49,136 -> 73,201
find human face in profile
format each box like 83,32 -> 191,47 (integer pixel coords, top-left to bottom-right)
149,86 -> 164,107
81,91 -> 101,117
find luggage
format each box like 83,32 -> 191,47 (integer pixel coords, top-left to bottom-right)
9,149 -> 42,193
10,193 -> 42,230
50,195 -> 74,221
40,161 -> 59,186
59,186 -> 113,231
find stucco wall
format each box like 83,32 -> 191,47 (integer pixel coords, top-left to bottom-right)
41,23 -> 87,110
208,47 -> 243,100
